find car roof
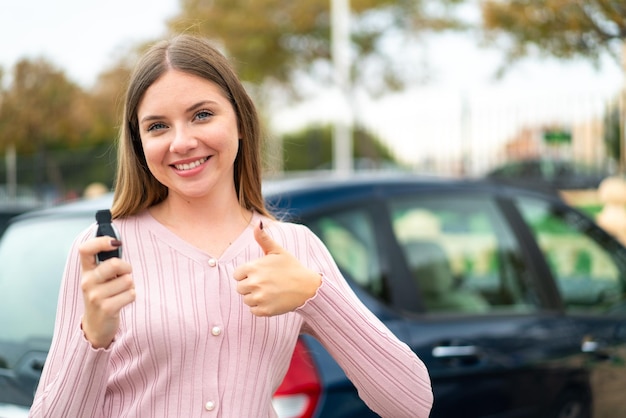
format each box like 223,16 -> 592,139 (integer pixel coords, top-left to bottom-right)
11,193 -> 114,223
264,171 -> 448,195
11,171 -> 558,223
263,171 -> 559,207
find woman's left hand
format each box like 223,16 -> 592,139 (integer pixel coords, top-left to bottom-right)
233,221 -> 322,316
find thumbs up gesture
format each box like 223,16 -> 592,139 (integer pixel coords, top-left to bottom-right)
233,221 -> 322,317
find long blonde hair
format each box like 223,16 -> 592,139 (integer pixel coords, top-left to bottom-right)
111,35 -> 270,219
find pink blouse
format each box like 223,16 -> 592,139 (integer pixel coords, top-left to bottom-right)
29,210 -> 432,417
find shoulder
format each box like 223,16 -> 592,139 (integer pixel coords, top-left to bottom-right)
113,210 -> 148,227
260,215 -> 314,241
259,214 -> 330,257
110,210 -> 154,237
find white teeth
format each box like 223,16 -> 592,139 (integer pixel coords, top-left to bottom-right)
174,157 -> 208,171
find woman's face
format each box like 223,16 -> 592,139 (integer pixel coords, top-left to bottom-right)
137,69 -> 240,201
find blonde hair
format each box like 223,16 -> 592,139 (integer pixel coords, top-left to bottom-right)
111,35 -> 270,219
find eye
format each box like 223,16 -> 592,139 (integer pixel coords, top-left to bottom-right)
147,122 -> 168,132
195,110 -> 213,121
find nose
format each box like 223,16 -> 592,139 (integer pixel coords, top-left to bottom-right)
169,124 -> 198,154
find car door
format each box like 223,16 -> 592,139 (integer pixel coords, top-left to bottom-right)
300,201 -> 420,417
512,194 -> 626,418
385,190 -> 594,418
0,214 -> 96,408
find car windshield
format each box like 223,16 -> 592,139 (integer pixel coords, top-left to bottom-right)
0,216 -> 91,369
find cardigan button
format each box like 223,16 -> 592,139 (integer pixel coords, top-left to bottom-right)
208,258 -> 217,267
205,400 -> 216,411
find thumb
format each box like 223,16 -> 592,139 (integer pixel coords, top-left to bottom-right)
254,220 -> 282,255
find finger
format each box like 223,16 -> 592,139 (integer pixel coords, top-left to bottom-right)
242,292 -> 257,307
249,305 -> 271,317
93,268 -> 105,284
100,274 -> 135,299
234,277 -> 254,296
91,258 -> 132,283
253,221 -> 282,255
232,264 -> 250,282
79,236 -> 123,270
85,280 -> 136,318
85,272 -> 134,298
102,287 -> 136,314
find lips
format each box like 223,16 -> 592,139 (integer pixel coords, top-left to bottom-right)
172,157 -> 209,171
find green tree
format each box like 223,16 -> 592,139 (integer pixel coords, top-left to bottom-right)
0,58 -> 91,152
604,100 -> 621,162
0,58 -> 93,195
281,124 -> 402,171
169,0 -> 465,96
479,1 -> 626,169
168,0 -> 466,174
87,64 -> 133,145
479,0 -> 625,69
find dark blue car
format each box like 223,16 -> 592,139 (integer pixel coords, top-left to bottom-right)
1,173 -> 626,417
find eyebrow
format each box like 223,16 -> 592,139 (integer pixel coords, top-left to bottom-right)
139,100 -> 220,125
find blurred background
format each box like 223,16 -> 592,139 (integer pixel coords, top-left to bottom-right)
0,0 -> 624,212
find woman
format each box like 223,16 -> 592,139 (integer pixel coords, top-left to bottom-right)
29,35 -> 432,417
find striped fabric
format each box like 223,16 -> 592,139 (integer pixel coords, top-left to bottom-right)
30,211 -> 432,417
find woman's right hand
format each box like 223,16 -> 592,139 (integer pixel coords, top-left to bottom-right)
78,236 -> 134,349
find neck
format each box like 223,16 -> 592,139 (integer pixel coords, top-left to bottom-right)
149,190 -> 254,257
156,189 -> 247,226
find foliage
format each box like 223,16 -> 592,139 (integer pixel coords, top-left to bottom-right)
168,0 -> 466,97
0,57 -> 126,196
0,143 -> 117,194
10,1 -> 625,193
603,100 -> 621,162
480,0 -> 626,69
88,64 -> 133,144
0,58 -> 89,153
281,124 -> 402,171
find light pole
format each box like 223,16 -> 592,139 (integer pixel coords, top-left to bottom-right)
0,94 -> 17,201
617,39 -> 626,175
331,0 -> 353,174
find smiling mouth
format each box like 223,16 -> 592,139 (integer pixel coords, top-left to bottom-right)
172,157 -> 209,171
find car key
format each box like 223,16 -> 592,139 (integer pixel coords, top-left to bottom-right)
95,209 -> 121,263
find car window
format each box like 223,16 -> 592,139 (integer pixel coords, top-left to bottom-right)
514,197 -> 626,313
388,195 -> 539,315
521,161 -> 542,177
306,209 -> 387,301
0,216 -> 91,368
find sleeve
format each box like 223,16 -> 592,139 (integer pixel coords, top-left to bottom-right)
294,225 -> 433,418
29,227 -> 113,418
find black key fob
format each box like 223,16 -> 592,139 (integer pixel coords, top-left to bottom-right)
95,209 -> 121,263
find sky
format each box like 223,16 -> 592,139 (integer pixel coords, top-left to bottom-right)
0,0 -> 179,87
1,1 -> 623,172
274,32 -> 624,172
